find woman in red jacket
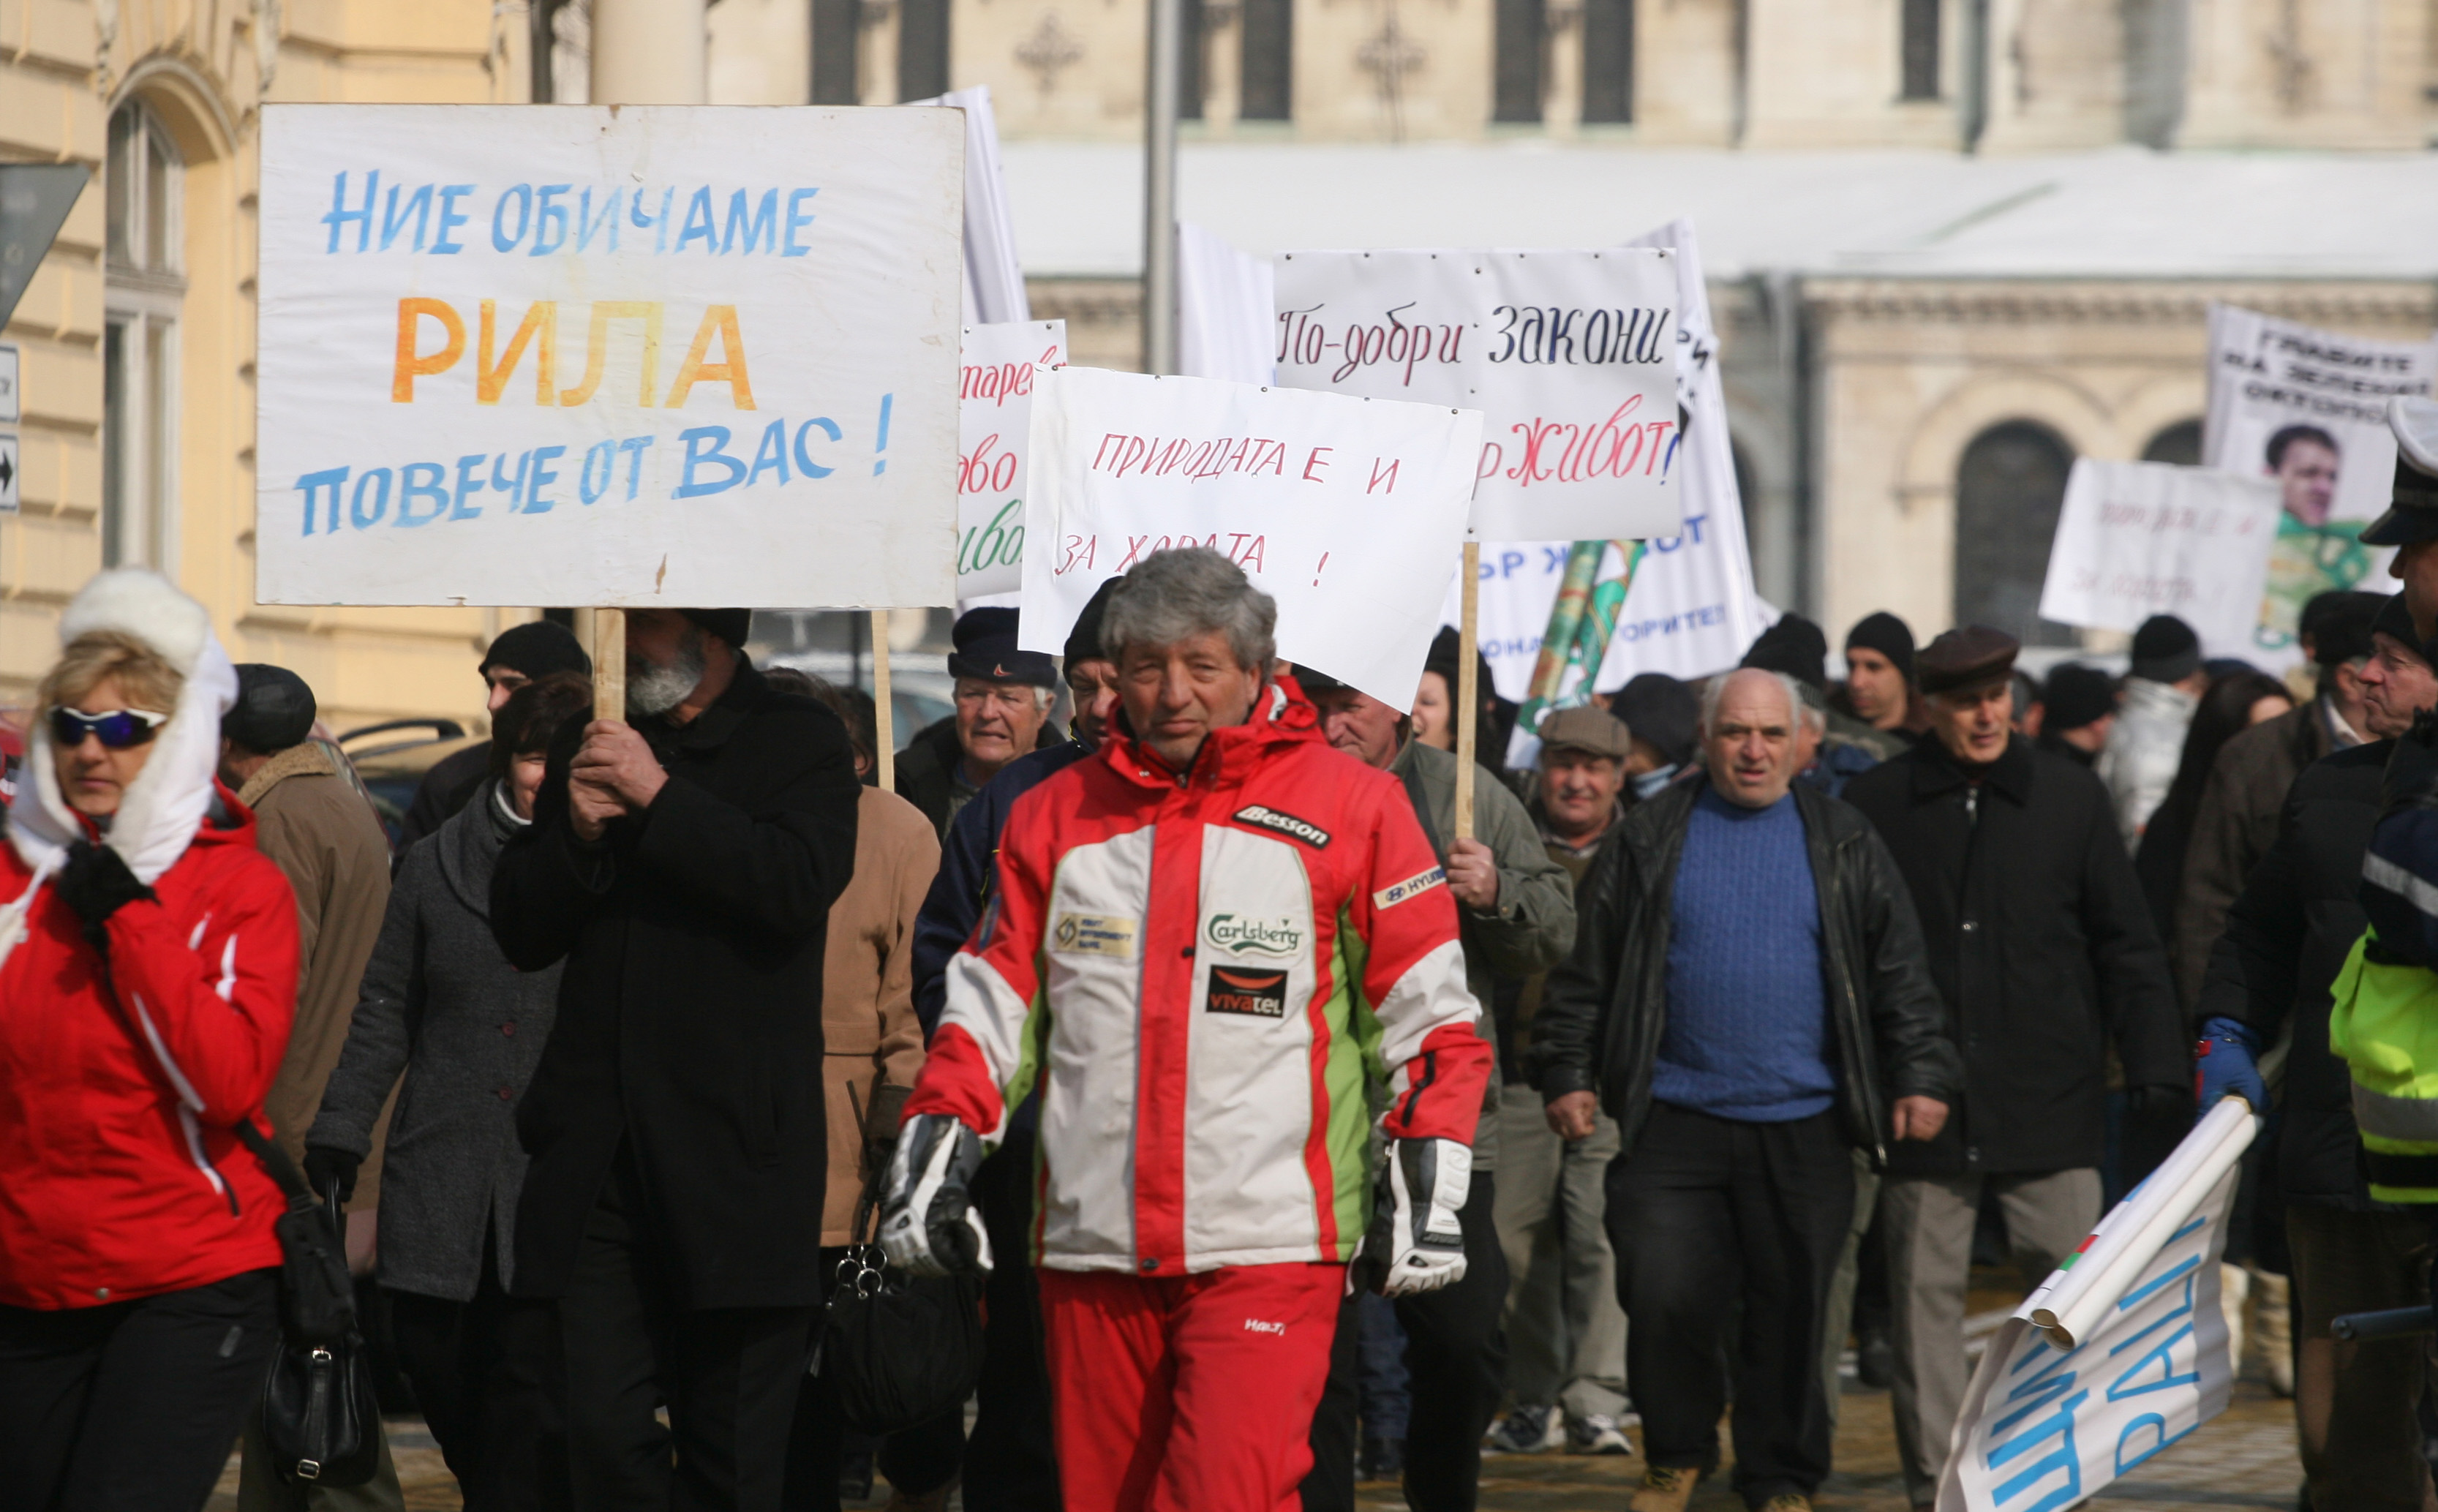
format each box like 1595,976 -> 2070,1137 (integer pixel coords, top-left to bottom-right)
0,568 -> 301,1511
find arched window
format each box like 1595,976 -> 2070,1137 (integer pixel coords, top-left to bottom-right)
2142,419 -> 2203,467
1953,420 -> 2076,647
103,100 -> 184,571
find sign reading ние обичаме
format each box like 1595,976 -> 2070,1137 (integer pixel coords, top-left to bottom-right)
254,105 -> 963,609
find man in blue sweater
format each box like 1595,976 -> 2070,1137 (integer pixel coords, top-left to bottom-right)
1536,667 -> 1960,1512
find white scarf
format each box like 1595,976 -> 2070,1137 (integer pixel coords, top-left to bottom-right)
0,636 -> 238,970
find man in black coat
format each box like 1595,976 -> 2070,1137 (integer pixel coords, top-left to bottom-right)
1535,667 -> 1960,1512
2197,595 -> 2438,1508
492,607 -> 861,1510
1842,626 -> 2188,1511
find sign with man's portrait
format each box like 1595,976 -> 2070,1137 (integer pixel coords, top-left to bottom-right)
2203,304 -> 2438,666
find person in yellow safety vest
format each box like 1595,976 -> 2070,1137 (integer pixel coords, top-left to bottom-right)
2329,395 -> 2438,1204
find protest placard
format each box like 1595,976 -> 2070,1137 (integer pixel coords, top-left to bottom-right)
1017,366 -> 1482,704
1937,1099 -> 2254,1512
2036,459 -> 2283,657
2205,304 -> 2438,665
254,104 -> 964,610
1180,222 -> 1278,386
957,320 -> 1064,603
1271,249 -> 1679,542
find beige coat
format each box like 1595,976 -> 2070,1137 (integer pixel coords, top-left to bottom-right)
821,785 -> 938,1244
241,740 -> 395,1206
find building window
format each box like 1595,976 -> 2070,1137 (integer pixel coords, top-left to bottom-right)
1180,0 -> 1206,120
1580,0 -> 1633,123
900,0 -> 951,101
1954,421 -> 2076,647
104,101 -> 185,573
1240,0 -> 1292,119
1494,0 -> 1544,122
1900,0 -> 1939,99
2142,419 -> 2203,466
812,0 -> 859,102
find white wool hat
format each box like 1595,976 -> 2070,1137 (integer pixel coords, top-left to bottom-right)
56,567 -> 216,675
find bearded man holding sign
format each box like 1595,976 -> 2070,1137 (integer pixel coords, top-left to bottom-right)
883,548 -> 1491,1511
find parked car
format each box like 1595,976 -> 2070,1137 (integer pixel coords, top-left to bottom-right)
340,718 -> 480,853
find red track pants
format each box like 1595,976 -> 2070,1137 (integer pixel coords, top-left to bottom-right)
1038,1262 -> 1344,1512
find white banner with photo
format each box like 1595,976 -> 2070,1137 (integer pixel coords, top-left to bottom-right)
255,104 -> 964,609
2036,459 -> 2284,658
957,320 -> 1064,603
1271,249 -> 1680,542
1938,1100 -> 2254,1512
1017,366 -> 1482,704
2203,304 -> 2437,665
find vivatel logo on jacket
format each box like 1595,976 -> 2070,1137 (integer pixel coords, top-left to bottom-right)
1205,914 -> 1303,958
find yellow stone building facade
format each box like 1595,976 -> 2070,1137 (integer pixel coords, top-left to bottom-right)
1,0 -> 543,729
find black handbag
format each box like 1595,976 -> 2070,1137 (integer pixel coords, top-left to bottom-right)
235,1122 -> 382,1488
813,1087 -> 987,1435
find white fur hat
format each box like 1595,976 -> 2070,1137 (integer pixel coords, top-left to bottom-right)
57,568 -> 215,675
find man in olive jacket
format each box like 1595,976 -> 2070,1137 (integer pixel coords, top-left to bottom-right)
492,607 -> 861,1511
1535,668 -> 1958,1512
1842,627 -> 2187,1511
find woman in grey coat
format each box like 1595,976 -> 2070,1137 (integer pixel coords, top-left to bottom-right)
307,672 -> 593,1511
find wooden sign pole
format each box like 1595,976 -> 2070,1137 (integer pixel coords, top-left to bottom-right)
870,609 -> 895,789
591,609 -> 625,722
1453,540 -> 1480,841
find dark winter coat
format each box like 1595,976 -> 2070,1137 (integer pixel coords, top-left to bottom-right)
2197,740 -> 2387,1211
2170,699 -> 2340,1015
1531,778 -> 1961,1167
892,715 -> 969,839
491,663 -> 862,1308
310,783 -> 560,1301
1843,733 -> 2187,1178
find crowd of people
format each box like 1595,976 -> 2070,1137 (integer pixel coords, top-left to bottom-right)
4,415 -> 2438,1512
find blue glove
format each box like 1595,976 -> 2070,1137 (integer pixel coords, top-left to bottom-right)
2194,1017 -> 2268,1118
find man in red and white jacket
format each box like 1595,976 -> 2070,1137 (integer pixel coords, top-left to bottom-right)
883,546 -> 1491,1512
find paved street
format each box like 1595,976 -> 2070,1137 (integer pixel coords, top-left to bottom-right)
211,1377 -> 2304,1511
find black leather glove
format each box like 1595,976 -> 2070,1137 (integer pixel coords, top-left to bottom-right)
56,840 -> 151,952
303,1146 -> 361,1206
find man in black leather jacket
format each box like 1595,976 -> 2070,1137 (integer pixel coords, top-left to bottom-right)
1535,667 -> 1960,1512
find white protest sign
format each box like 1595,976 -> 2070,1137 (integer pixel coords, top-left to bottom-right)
1180,222 -> 1278,387
2205,304 -> 2437,666
957,320 -> 1064,602
1017,366 -> 1482,704
2036,459 -> 2281,658
255,105 -> 963,609
1272,249 -> 1679,541
1938,1099 -> 2254,1512
1439,221 -> 1769,712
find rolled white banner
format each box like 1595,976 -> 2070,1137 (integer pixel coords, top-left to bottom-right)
2023,1097 -> 2256,1350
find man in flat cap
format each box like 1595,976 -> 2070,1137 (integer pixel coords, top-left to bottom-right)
2364,394 -> 2438,643
896,605 -> 1058,838
400,617 -> 592,851
1843,628 -> 2186,1511
492,606 -> 862,1507
1485,706 -> 1636,1460
219,665 -> 405,1512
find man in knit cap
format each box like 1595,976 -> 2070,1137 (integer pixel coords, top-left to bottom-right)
401,619 -> 592,850
1837,612 -> 1925,740
2097,613 -> 2208,848
2034,664 -> 2115,767
1611,674 -> 1699,801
